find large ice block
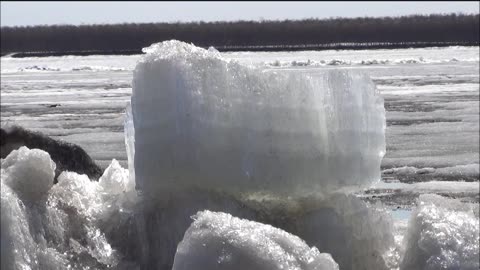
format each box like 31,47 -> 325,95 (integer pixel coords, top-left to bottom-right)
0,147 -> 137,269
130,40 -> 385,196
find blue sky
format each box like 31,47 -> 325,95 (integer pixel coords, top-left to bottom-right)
1,1 -> 479,27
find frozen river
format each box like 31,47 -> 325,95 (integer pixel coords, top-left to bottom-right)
1,43 -> 479,270
1,46 -> 479,207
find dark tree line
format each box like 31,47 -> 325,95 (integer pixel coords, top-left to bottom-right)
1,13 -> 479,56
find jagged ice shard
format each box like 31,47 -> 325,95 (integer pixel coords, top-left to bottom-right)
129,40 -> 386,197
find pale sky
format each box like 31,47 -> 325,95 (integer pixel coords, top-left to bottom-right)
1,1 -> 479,27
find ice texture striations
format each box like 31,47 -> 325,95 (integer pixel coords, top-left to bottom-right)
172,210 -> 339,270
130,40 -> 385,196
400,194 -> 480,270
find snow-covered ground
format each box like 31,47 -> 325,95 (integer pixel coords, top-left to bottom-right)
2,46 -> 478,197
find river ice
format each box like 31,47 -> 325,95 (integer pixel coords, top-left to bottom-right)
1,42 -> 479,269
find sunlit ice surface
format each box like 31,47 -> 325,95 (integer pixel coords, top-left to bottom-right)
1,42 -> 478,269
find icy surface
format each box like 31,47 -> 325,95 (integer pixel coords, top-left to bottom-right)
99,158 -> 132,194
369,180 -> 479,196
124,102 -> 136,187
401,194 -> 480,270
131,40 -> 385,196
123,190 -> 397,270
1,146 -> 55,201
0,147 -> 137,269
382,164 -> 479,182
1,47 -> 478,176
2,46 -> 478,73
291,194 -> 397,270
173,210 -> 339,270
1,43 -> 478,270
1,180 -> 40,270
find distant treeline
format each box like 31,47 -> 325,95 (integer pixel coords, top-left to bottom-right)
1,13 -> 479,56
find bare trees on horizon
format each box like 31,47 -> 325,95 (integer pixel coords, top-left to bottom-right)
1,13 -> 478,55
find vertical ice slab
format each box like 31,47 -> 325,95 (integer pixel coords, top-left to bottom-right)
130,40 -> 385,196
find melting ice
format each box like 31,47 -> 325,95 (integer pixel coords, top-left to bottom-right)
1,40 -> 478,270
131,40 -> 385,197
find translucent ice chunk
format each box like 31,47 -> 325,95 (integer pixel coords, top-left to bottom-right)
130,40 -> 385,197
289,193 -> 396,270
401,194 -> 479,270
0,181 -> 39,269
2,146 -> 55,202
172,210 -> 339,270
0,148 -> 136,269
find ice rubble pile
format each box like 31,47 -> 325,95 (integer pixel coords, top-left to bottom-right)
172,210 -> 339,270
124,40 -> 390,269
1,147 -> 135,269
130,40 -> 386,197
2,148 -> 477,269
